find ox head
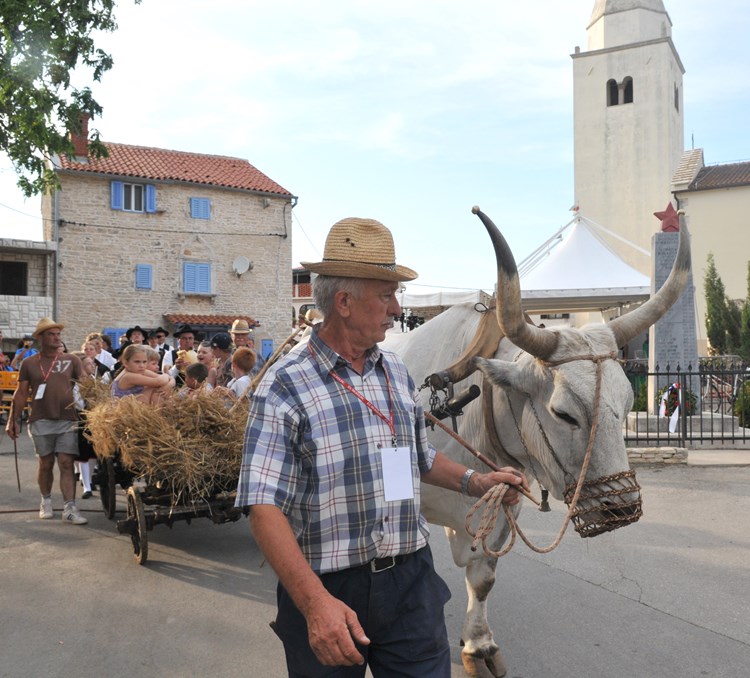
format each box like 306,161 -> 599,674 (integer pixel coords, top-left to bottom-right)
472,207 -> 690,536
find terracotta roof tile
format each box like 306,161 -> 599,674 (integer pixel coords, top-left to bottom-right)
58,143 -> 293,196
164,313 -> 259,328
688,161 -> 750,191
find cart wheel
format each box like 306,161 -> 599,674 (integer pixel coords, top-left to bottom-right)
99,458 -> 117,520
126,487 -> 148,565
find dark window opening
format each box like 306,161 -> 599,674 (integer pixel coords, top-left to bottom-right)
674,84 -> 679,111
0,261 -> 28,295
607,79 -> 619,106
623,77 -> 633,104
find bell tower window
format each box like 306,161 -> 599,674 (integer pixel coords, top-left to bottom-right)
607,79 -> 619,106
623,77 -> 634,104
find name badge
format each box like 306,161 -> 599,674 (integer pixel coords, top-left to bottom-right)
35,384 -> 46,400
380,446 -> 415,502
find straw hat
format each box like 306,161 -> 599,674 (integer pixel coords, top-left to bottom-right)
32,317 -> 64,338
304,309 -> 324,325
301,217 -> 417,282
230,319 -> 252,334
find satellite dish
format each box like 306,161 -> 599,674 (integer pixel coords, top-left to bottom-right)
232,255 -> 251,276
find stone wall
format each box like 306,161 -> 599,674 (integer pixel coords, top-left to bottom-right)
0,240 -> 56,340
43,175 -> 293,349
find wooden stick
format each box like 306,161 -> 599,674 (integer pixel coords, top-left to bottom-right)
425,411 -> 539,506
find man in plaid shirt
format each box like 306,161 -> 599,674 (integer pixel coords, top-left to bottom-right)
236,217 -> 526,677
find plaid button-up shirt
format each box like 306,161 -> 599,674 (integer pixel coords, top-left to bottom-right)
235,327 -> 436,574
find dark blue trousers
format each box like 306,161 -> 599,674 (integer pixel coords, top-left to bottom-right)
273,545 -> 452,678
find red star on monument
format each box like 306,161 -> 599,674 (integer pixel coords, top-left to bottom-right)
654,203 -> 680,232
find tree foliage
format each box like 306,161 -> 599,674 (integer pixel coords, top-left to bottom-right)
0,1 -> 137,196
704,253 -> 743,357
740,262 -> 750,361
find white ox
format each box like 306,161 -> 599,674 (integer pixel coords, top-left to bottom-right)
383,208 -> 690,678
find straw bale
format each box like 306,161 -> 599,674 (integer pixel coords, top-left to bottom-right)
77,378 -> 112,408
84,390 -> 249,502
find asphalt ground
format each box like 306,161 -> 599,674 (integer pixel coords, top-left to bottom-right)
1,434 -> 749,678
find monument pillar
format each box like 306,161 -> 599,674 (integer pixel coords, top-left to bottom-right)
648,205 -> 699,413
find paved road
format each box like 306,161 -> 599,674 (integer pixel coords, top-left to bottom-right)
2,435 -> 749,678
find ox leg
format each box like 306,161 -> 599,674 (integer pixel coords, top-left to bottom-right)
460,555 -> 506,678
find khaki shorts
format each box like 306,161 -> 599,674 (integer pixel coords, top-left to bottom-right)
31,431 -> 79,458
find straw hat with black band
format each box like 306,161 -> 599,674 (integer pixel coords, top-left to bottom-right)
301,217 -> 417,282
32,318 -> 64,338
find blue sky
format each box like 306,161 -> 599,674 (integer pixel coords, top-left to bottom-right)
0,0 -> 748,291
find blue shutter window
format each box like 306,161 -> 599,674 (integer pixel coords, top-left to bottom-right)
146,185 -> 157,213
190,197 -> 211,219
103,327 -> 127,347
183,262 -> 211,293
135,264 -> 153,290
111,181 -> 124,210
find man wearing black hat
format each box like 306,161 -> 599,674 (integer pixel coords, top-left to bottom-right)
163,325 -> 198,387
211,331 -> 234,387
151,327 -> 171,370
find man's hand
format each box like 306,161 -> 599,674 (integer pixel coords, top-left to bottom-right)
470,467 -> 529,505
5,415 -> 20,440
303,592 -> 370,666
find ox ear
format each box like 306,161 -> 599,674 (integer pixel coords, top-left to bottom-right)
474,356 -> 526,392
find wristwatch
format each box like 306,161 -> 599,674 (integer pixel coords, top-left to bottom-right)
461,468 -> 476,496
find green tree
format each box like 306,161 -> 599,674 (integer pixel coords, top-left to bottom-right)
0,1 -> 138,196
704,253 -> 742,356
740,262 -> 750,361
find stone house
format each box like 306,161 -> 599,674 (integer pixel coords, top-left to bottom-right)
39,120 -> 296,353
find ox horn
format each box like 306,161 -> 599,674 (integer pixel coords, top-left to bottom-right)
607,213 -> 691,347
473,206 -> 559,359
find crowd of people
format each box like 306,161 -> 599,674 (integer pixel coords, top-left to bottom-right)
1,317 -> 269,525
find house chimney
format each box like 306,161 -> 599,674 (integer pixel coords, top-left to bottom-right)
70,115 -> 90,158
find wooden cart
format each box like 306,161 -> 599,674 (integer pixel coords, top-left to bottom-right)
114,478 -> 246,565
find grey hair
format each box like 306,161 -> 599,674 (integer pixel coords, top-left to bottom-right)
313,276 -> 367,316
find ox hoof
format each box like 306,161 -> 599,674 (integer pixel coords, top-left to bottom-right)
461,647 -> 506,678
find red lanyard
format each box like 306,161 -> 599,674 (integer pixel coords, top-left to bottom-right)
38,352 -> 60,383
309,344 -> 397,446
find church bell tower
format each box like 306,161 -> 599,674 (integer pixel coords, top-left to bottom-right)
572,0 -> 685,274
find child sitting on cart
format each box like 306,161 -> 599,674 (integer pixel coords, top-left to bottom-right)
224,347 -> 256,401
112,344 -> 174,404
179,362 -> 212,398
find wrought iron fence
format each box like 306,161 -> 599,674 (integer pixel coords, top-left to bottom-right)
622,356 -> 750,447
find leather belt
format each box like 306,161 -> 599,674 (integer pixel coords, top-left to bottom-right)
370,554 -> 405,573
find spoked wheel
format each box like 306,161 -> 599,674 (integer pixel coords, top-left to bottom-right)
126,487 -> 148,565
98,458 -> 117,520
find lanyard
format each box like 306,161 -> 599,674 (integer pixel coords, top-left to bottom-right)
38,352 -> 60,383
309,344 -> 397,446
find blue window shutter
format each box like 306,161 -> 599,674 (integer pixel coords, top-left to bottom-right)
183,262 -> 211,293
103,327 -> 127,347
196,263 -> 211,292
145,184 -> 157,213
190,197 -> 210,219
183,263 -> 197,292
111,181 -> 124,210
135,264 -> 153,290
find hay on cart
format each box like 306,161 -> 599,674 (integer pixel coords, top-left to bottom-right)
85,391 -> 248,502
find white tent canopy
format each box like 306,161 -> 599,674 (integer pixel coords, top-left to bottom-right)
398,285 -> 488,309
518,215 -> 650,313
398,215 -> 651,313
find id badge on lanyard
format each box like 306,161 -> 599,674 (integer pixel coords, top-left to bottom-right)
380,445 -> 415,502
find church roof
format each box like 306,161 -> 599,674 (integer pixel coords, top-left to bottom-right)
686,161 -> 750,192
672,149 -> 704,189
